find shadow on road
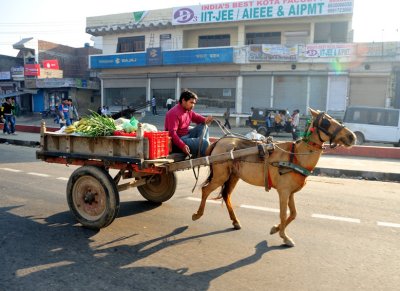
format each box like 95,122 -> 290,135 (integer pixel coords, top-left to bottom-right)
0,206 -> 287,290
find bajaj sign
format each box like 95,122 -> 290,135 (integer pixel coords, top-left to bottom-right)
146,47 -> 162,66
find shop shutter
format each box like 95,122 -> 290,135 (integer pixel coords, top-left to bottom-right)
349,77 -> 388,107
274,75 -> 307,113
242,76 -> 272,112
327,75 -> 347,111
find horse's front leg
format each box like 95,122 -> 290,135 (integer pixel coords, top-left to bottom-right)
270,192 -> 297,236
270,190 -> 295,247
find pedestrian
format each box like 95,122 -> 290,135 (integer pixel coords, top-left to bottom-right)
58,98 -> 71,128
151,96 -> 158,115
101,106 -> 109,116
166,97 -> 174,111
165,89 -> 213,158
68,98 -> 79,123
97,106 -> 102,115
1,97 -> 17,135
223,107 -> 231,129
291,109 -> 300,140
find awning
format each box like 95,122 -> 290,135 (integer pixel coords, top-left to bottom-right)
0,89 -> 37,99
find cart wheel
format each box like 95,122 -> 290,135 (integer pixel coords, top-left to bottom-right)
66,166 -> 120,229
138,172 -> 177,203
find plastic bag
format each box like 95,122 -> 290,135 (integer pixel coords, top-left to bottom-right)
141,123 -> 158,132
245,130 -> 265,140
130,117 -> 139,129
122,121 -> 136,133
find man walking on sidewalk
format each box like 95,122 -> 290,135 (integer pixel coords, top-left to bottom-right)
1,97 -> 17,135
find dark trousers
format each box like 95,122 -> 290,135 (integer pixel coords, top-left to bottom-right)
223,118 -> 231,129
292,126 -> 298,140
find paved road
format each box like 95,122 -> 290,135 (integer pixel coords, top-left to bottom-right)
1,145 -> 399,290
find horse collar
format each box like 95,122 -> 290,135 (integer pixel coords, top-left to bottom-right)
305,140 -> 324,150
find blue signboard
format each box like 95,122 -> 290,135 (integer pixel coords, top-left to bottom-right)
147,47 -> 163,66
163,47 -> 233,65
90,53 -> 146,69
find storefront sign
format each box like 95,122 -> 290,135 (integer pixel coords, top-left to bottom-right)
37,68 -> 63,79
43,59 -> 60,70
248,44 -> 298,62
90,53 -> 146,69
24,64 -> 41,76
146,47 -> 163,66
301,43 -> 355,58
0,71 -> 11,80
163,47 -> 233,65
356,42 -> 398,57
11,66 -> 24,80
172,0 -> 353,25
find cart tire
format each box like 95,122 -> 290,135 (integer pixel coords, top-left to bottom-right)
66,166 -> 120,229
138,172 -> 177,203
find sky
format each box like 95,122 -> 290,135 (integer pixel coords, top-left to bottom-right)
0,0 -> 398,57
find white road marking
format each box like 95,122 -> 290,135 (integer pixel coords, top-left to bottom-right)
240,204 -> 280,213
27,172 -> 50,177
0,167 -> 22,172
3,170 -> 400,229
377,221 -> 400,228
16,261 -> 74,277
312,213 -> 360,223
186,197 -> 221,204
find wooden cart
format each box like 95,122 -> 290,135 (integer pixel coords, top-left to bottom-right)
36,122 -> 273,229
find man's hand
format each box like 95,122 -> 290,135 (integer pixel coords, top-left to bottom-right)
205,115 -> 213,125
183,145 -> 191,156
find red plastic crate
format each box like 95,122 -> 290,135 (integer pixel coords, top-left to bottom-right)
144,131 -> 169,159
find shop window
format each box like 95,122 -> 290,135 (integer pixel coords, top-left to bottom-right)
117,36 -> 145,53
188,88 -> 235,109
246,32 -> 281,45
198,34 -> 230,47
314,22 -> 348,43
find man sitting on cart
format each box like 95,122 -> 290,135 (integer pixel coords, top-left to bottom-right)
165,89 -> 213,158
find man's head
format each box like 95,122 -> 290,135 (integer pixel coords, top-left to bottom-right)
179,89 -> 198,111
5,97 -> 11,103
67,98 -> 73,103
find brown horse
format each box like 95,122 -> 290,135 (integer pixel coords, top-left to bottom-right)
192,108 -> 356,247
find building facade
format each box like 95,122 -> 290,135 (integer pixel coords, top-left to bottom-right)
86,0 -> 400,123
8,38 -> 102,114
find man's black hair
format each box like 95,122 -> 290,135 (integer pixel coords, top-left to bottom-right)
179,89 -> 198,104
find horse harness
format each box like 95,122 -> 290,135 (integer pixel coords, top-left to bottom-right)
270,142 -> 312,176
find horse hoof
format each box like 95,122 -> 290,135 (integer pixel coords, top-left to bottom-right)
233,222 -> 241,230
284,238 -> 295,247
192,213 -> 200,221
270,226 -> 279,235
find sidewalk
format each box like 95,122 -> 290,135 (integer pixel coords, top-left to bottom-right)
1,114 -> 399,182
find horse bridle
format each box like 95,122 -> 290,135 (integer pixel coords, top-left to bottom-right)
312,112 -> 346,148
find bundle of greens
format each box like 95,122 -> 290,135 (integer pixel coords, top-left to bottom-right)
75,111 -> 116,137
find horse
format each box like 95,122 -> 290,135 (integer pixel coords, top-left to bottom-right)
192,108 -> 356,247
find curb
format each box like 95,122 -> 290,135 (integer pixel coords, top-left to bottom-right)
0,138 -> 39,147
313,168 -> 400,182
1,136 -> 398,182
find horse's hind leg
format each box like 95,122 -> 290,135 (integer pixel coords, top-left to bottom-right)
192,166 -> 229,221
222,175 -> 241,230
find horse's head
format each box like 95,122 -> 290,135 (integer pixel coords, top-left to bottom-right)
308,108 -> 356,148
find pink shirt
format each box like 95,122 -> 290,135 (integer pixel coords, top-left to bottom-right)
164,103 -> 206,150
